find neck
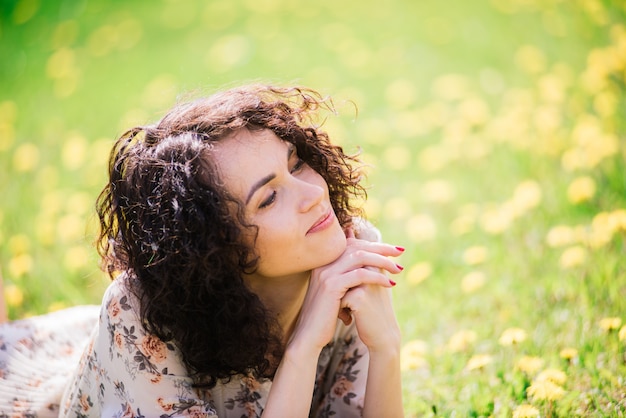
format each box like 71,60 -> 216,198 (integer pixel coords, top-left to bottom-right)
243,271 -> 310,342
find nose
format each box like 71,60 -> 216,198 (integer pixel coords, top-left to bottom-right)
296,176 -> 325,213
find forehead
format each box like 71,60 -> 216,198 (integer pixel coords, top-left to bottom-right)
210,129 -> 289,198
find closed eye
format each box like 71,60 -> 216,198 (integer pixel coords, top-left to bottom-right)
259,191 -> 276,209
291,158 -> 305,173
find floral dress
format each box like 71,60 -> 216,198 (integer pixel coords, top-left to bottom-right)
1,220 -> 380,418
56,274 -> 371,417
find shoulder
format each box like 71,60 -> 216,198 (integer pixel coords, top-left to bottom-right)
101,272 -> 140,321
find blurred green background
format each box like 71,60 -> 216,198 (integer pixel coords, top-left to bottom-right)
1,0 -> 625,416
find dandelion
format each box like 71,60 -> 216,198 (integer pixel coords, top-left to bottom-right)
8,234 -> 30,254
512,404 -> 540,418
406,214 -> 437,243
13,143 -> 40,172
61,133 -> 88,171
559,246 -> 587,269
515,45 -> 547,74
480,207 -> 513,235
512,180 -> 542,212
599,317 -> 622,332
546,225 -> 577,248
608,209 -> 626,232
567,176 -> 596,204
461,271 -> 486,293
527,379 -> 565,401
559,347 -> 578,361
8,254 -> 33,279
536,368 -> 567,385
383,197 -> 412,221
498,327 -> 527,346
516,356 -> 544,375
465,354 -> 492,371
450,213 -> 475,236
447,329 -> 477,353
4,284 -> 24,307
406,262 -> 432,286
462,246 -> 489,265
422,179 -> 455,204
63,246 -> 90,272
401,340 -> 429,371
618,325 -> 626,342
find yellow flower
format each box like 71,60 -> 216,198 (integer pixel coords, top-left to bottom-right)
8,254 -> 33,279
536,368 -> 567,385
384,197 -> 412,221
516,356 -> 544,375
450,213 -> 475,236
480,207 -> 513,235
499,327 -> 527,346
447,330 -> 477,353
400,340 -> 429,371
546,225 -> 577,248
567,176 -> 596,204
406,262 -> 432,286
559,246 -> 587,269
406,214 -> 437,243
61,133 -> 88,171
462,246 -> 489,265
511,180 -> 542,212
609,209 -> 626,232
401,339 -> 428,357
512,404 -> 540,418
599,317 -> 622,332
422,179 -> 455,204
465,354 -> 492,371
13,143 -> 40,172
461,271 -> 486,293
527,379 -> 565,401
559,347 -> 578,360
619,325 -> 626,341
4,284 -> 24,307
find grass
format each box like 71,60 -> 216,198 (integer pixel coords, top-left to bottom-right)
1,0 -> 626,416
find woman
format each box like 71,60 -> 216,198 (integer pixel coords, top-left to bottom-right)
1,85 -> 404,417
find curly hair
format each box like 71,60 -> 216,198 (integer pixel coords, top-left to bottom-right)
96,85 -> 365,387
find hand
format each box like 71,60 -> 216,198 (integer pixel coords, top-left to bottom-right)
287,236 -> 403,355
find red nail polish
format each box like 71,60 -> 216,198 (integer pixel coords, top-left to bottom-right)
389,279 -> 397,286
395,246 -> 405,252
396,264 -> 404,271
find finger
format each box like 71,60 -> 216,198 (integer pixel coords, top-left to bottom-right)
339,267 -> 398,290
345,239 -> 405,258
345,228 -> 356,239
343,250 -> 404,275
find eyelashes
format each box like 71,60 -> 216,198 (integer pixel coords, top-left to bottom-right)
258,158 -> 306,209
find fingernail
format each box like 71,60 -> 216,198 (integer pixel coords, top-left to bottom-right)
389,279 -> 397,286
395,246 -> 405,252
396,264 -> 404,271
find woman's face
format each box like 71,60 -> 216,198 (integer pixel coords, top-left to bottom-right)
211,129 -> 347,280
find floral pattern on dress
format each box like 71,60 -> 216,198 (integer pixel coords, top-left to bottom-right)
1,279 -> 372,418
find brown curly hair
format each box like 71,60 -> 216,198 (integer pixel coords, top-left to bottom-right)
96,85 -> 365,387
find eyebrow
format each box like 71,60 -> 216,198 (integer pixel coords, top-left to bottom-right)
245,143 -> 295,205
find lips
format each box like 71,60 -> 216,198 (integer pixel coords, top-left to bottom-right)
307,209 -> 333,234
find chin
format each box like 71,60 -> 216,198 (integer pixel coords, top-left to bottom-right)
323,225 -> 348,263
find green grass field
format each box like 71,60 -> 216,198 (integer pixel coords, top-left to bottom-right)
1,0 -> 625,416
